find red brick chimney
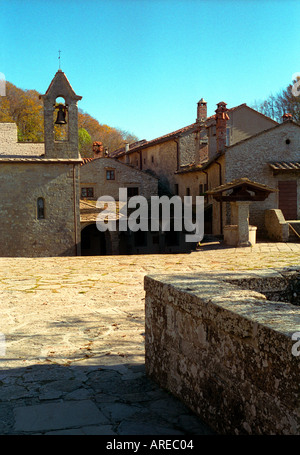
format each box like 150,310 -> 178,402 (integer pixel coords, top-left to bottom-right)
93,141 -> 104,158
196,98 -> 207,123
282,113 -> 293,122
215,101 -> 229,154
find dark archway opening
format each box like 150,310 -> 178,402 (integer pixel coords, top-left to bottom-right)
81,224 -> 107,256
204,205 -> 212,235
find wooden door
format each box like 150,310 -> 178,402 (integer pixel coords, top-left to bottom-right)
278,181 -> 298,220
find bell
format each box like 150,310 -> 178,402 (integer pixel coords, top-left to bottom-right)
55,104 -> 67,125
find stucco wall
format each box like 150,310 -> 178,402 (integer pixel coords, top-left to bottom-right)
229,106 -> 277,145
174,172 -> 207,199
207,105 -> 277,159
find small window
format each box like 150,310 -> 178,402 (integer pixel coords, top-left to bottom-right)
37,197 -> 45,219
186,187 -> 190,196
151,156 -> 154,163
175,184 -> 179,195
106,170 -> 115,180
226,127 -> 230,146
199,184 -> 203,195
81,187 -> 94,198
127,187 -> 139,198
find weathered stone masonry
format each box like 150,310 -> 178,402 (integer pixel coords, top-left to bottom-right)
0,160 -> 81,257
0,70 -> 82,257
145,269 -> 300,435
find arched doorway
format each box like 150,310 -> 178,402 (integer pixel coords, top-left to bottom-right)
81,223 -> 107,256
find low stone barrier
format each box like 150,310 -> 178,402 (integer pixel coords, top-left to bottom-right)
144,268 -> 300,435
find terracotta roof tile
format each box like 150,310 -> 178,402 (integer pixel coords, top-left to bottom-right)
269,161 -> 300,171
81,157 -> 94,166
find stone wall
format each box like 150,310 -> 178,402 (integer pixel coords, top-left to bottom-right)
0,123 -> 44,156
174,171 -> 207,199
117,140 -> 179,195
179,132 -> 197,167
0,162 -> 80,257
225,122 -> 300,233
265,209 -> 289,242
80,156 -> 158,201
145,269 -> 300,435
207,104 -> 277,160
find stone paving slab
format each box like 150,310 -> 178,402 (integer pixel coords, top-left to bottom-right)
14,400 -> 108,432
0,239 -> 299,435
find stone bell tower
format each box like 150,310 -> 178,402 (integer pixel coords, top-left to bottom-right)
40,70 -> 82,159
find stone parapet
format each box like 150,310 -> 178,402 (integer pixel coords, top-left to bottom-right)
145,269 -> 300,435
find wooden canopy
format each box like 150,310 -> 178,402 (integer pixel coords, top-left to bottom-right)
206,178 -> 277,202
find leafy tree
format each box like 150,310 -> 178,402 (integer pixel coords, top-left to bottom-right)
78,127 -> 92,158
78,109 -> 139,156
252,76 -> 300,123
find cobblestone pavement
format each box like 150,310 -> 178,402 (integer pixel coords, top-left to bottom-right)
0,240 -> 299,435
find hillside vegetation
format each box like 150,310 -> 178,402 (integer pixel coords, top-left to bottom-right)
0,81 -> 138,157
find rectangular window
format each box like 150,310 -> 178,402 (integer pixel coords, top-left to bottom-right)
174,184 -> 179,195
106,170 -> 115,180
127,187 -> 139,198
81,187 -> 94,198
37,197 -> 45,219
226,127 -> 230,146
186,187 -> 190,196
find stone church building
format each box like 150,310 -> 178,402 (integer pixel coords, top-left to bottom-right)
0,70 -> 82,257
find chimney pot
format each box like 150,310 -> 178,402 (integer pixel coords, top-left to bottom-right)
215,101 -> 229,154
282,113 -> 293,122
93,141 -> 104,158
197,98 -> 207,123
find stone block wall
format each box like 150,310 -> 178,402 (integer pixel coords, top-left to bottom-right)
225,122 -> 300,232
265,209 -> 289,241
145,269 -> 300,435
179,132 -> 197,167
0,162 -> 80,257
0,123 -> 44,156
80,157 -> 158,201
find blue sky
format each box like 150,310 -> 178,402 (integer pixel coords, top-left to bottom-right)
1,0 -> 299,141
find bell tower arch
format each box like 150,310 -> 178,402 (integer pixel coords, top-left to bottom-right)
40,70 -> 82,159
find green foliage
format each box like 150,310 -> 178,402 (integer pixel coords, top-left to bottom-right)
78,109 -> 139,157
78,127 -> 92,158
